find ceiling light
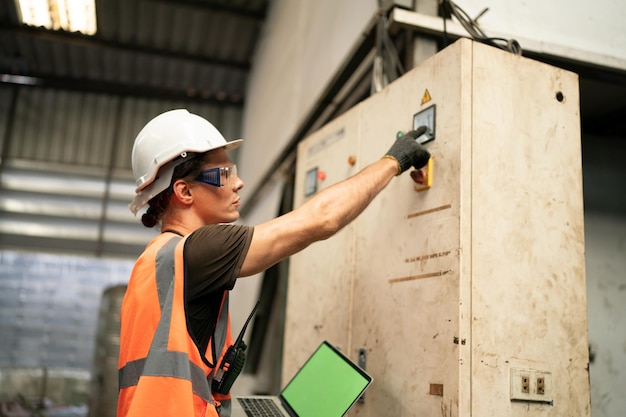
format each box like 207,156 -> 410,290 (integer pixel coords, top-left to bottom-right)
15,0 -> 97,35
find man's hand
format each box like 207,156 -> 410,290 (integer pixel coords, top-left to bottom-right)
382,126 -> 431,175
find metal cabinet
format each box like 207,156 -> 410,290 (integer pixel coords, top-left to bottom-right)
286,38 -> 590,417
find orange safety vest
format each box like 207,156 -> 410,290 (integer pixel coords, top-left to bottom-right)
117,233 -> 234,417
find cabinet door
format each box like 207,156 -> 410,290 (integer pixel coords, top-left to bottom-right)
349,41 -> 469,417
468,41 -> 589,417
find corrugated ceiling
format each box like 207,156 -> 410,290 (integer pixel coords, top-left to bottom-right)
0,0 -> 270,258
0,0 -> 268,103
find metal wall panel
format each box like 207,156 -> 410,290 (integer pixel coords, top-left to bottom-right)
0,250 -> 133,369
0,85 -> 16,155
0,86 -> 243,257
9,89 -> 118,169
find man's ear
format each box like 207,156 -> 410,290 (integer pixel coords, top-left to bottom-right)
171,179 -> 194,206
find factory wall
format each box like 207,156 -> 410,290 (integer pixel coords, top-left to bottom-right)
585,212 -> 626,417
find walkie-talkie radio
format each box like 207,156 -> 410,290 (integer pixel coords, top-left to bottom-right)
212,300 -> 260,395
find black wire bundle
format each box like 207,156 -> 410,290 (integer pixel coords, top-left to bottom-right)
440,0 -> 522,55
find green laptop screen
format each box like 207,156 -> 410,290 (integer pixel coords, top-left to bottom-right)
280,342 -> 371,417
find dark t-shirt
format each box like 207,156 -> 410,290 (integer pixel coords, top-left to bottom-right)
182,224 -> 254,359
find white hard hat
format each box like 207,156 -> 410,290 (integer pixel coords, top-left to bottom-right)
129,109 -> 243,215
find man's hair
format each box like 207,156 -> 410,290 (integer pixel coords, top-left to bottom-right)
141,152 -> 208,228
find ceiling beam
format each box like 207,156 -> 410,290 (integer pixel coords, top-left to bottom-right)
0,70 -> 245,104
0,24 -> 251,71
147,0 -> 268,20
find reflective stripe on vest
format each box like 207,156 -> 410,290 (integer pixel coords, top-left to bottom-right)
118,235 -> 230,405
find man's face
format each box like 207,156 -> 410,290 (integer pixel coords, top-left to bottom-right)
191,148 -> 244,225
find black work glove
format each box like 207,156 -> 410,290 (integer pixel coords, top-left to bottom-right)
383,126 -> 431,175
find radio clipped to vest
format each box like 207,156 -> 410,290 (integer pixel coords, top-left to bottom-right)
212,300 -> 260,395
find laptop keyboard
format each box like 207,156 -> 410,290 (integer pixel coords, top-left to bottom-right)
238,398 -> 285,417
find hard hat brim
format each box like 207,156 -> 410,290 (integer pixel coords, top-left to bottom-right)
223,138 -> 243,151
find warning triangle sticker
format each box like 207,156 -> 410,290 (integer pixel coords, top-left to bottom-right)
421,89 -> 432,105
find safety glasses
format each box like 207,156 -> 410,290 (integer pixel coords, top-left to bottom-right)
196,164 -> 238,188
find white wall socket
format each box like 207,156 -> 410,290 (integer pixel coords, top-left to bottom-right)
510,368 -> 553,404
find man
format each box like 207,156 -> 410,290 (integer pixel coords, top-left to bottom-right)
117,109 -> 430,417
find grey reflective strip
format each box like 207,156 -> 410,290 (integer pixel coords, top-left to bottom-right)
149,270 -> 175,352
155,236 -> 180,311
144,236 -> 213,399
118,358 -> 145,389
118,354 -> 212,401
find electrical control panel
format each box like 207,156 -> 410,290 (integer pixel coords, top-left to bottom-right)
285,39 -> 589,417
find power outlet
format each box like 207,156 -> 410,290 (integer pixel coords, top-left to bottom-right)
521,374 -> 530,394
510,368 -> 553,404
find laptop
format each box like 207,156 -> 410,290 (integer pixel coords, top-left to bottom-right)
231,341 -> 373,417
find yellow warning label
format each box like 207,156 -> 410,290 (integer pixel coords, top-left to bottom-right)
421,89 -> 432,105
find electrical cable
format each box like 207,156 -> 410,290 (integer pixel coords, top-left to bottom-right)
371,11 -> 406,93
440,0 -> 522,55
